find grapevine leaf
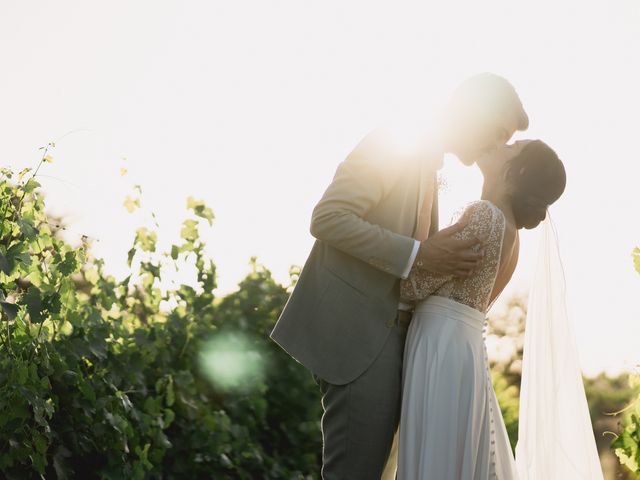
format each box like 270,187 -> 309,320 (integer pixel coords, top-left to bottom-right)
166,375 -> 175,407
0,250 -> 10,274
180,220 -> 198,242
16,363 -> 28,384
187,197 -> 215,226
23,285 -> 44,323
23,178 -> 41,194
135,227 -> 157,252
18,218 -> 38,239
164,408 -> 175,427
1,301 -> 18,320
123,195 -> 140,213
58,251 -> 79,276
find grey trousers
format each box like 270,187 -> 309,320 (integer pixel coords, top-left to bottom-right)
314,322 -> 408,480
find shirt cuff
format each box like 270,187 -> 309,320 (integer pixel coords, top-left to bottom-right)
400,239 -> 421,279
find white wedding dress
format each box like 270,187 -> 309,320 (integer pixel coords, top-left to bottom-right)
397,200 -> 519,479
393,200 -> 603,480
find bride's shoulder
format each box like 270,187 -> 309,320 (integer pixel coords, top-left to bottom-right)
451,200 -> 504,239
465,199 -> 494,212
455,200 -> 496,223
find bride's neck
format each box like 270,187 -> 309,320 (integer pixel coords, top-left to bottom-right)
480,182 -> 517,226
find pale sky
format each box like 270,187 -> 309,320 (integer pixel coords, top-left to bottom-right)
1,0 -> 639,376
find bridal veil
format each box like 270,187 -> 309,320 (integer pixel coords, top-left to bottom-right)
515,216 -> 603,479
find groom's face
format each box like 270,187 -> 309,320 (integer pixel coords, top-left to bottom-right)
456,119 -> 517,166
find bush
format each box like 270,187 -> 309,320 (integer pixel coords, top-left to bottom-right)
609,248 -> 640,475
0,153 -> 321,479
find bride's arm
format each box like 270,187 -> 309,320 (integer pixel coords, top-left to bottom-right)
399,267 -> 450,303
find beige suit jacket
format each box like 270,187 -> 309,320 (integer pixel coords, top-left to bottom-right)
270,130 -> 441,384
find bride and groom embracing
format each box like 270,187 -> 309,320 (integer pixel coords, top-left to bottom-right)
270,74 -> 602,479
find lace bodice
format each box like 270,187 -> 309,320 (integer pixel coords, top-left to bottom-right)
400,200 -> 506,313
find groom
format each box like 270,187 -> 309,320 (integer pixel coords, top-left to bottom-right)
270,73 -> 529,479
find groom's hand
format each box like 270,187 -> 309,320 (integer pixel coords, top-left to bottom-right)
415,221 -> 484,278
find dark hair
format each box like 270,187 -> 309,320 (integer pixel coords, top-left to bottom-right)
505,140 -> 566,229
450,73 -> 529,131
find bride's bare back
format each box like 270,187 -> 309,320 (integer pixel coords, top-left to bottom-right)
490,217 -> 519,306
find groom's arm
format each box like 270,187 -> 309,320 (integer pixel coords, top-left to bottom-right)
310,130 -> 416,278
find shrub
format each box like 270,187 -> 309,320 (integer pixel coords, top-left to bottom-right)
0,153 -> 321,479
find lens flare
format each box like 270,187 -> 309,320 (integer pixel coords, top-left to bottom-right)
198,333 -> 265,391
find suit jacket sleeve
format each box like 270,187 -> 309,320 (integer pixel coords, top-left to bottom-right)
310,129 -> 416,278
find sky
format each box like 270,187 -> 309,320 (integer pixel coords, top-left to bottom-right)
1,0 -> 639,376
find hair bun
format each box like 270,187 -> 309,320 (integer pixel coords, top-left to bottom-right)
507,140 -> 566,228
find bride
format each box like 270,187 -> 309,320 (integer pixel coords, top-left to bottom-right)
396,139 -> 599,479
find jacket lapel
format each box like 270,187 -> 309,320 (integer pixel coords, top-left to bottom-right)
412,150 -> 442,238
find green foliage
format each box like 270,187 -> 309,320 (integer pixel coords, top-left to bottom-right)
488,297 -> 637,480
186,197 -> 214,226
611,375 -> 640,474
486,296 -> 527,452
0,160 -> 321,479
11,147 -> 636,478
492,373 -> 520,452
609,247 -> 640,475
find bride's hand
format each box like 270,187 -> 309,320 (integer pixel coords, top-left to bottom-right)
414,221 -> 484,278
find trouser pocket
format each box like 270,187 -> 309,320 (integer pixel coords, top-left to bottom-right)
312,372 -> 328,392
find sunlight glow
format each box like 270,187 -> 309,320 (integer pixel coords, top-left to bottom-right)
386,120 -> 431,156
1,0 -> 638,376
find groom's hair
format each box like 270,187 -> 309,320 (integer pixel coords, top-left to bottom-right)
449,73 -> 529,131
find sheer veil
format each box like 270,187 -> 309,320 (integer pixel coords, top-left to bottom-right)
515,215 -> 603,479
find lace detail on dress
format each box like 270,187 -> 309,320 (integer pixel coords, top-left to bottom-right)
400,200 -> 506,313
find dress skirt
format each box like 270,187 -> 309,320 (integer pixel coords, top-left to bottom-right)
397,296 -> 519,479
